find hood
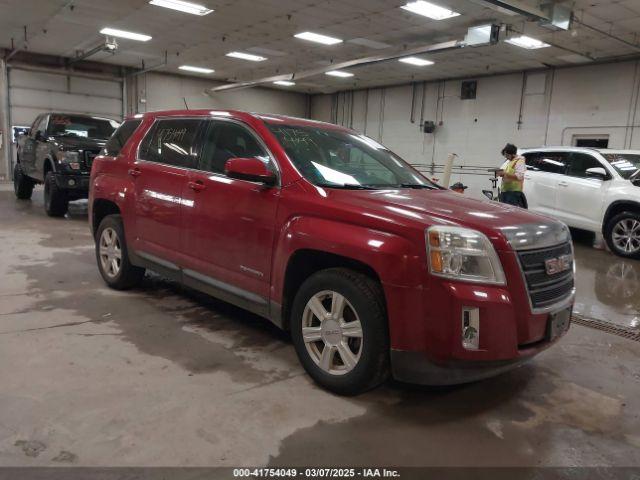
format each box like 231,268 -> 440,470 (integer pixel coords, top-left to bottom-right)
320,187 -> 566,250
51,135 -> 108,151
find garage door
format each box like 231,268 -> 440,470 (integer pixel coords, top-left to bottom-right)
8,67 -> 123,127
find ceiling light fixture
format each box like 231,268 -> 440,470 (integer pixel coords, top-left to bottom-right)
400,1 -> 460,20
99,27 -> 152,42
179,65 -> 214,73
294,31 -> 343,45
325,70 -> 354,78
505,35 -> 551,49
149,0 -> 213,15
399,56 -> 434,66
273,80 -> 295,86
226,51 -> 267,62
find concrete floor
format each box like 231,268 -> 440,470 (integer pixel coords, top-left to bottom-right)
0,184 -> 639,467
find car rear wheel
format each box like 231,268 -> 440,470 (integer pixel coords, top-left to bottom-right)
291,268 -> 389,395
605,212 -> 640,259
96,214 -> 145,290
44,171 -> 69,217
13,163 -> 34,200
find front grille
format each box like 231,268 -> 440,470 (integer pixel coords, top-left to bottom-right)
517,242 -> 574,310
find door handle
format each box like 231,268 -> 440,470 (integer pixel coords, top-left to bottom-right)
128,168 -> 142,177
188,180 -> 206,192
558,181 -> 569,187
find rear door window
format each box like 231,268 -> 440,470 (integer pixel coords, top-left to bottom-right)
139,118 -> 204,169
104,119 -> 141,156
524,152 -> 568,175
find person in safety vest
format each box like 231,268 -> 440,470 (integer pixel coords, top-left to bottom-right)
497,143 -> 528,209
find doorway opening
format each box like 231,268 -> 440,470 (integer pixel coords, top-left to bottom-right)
572,135 -> 609,148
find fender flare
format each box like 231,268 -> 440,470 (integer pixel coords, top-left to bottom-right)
602,200 -> 640,231
271,215 -> 423,304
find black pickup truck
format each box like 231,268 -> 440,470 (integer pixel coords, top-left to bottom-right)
13,113 -> 119,216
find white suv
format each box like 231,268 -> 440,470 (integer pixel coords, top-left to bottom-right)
521,147 -> 640,259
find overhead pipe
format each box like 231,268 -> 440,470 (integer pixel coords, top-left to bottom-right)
410,82 -> 417,124
68,41 -> 115,66
206,39 -> 463,94
572,19 -> 640,53
485,1 -> 640,55
475,0 -> 548,20
129,51 -> 168,77
4,27 -> 27,62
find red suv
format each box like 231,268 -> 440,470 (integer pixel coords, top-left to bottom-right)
89,110 -> 574,395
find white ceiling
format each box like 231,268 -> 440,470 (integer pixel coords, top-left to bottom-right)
1,0 -> 640,93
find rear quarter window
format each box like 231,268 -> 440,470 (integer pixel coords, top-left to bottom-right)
104,119 -> 142,156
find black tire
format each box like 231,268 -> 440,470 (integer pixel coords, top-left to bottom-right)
290,268 -> 389,395
604,211 -> 640,260
13,163 -> 34,200
95,214 -> 145,290
44,171 -> 69,217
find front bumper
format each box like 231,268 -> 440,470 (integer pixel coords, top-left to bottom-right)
391,350 -> 533,385
384,278 -> 574,386
54,173 -> 90,193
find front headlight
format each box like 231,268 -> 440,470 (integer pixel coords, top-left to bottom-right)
57,151 -> 81,170
427,226 -> 506,285
58,151 -> 79,163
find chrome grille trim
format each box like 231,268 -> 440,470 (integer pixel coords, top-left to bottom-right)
517,241 -> 576,314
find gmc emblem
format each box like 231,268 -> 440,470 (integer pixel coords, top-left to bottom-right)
545,254 -> 572,275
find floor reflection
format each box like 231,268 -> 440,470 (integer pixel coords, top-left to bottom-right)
573,241 -> 640,331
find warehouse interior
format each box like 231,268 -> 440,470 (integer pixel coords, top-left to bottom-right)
1,0 -> 640,474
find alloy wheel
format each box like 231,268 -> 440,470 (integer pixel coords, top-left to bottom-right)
612,219 -> 640,254
302,290 -> 363,376
99,227 -> 123,279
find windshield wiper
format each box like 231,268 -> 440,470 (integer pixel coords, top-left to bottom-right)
317,183 -> 378,190
396,183 -> 437,189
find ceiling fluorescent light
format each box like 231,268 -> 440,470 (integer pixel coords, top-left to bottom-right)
226,51 -> 267,62
273,80 -> 295,86
100,28 -> 152,42
294,32 -> 343,45
179,65 -> 214,73
149,0 -> 213,15
325,70 -> 354,78
399,56 -> 434,66
401,1 -> 460,20
505,35 -> 551,49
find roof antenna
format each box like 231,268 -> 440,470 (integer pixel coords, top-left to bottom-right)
183,97 -> 189,110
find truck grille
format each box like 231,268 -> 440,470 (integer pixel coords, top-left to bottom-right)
517,242 -> 574,311
84,151 -> 100,169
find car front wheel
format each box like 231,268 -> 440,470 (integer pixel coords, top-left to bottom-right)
291,268 -> 389,395
96,214 -> 145,289
605,212 -> 640,259
44,171 -> 68,217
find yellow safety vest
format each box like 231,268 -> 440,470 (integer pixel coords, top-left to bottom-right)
502,157 -> 524,192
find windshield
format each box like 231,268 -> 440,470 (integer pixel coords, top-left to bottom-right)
48,114 -> 119,140
266,123 -> 437,189
602,153 -> 640,179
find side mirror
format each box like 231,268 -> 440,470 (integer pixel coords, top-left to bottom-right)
35,130 -> 46,141
224,157 -> 277,186
482,190 -> 494,200
586,167 -> 608,180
